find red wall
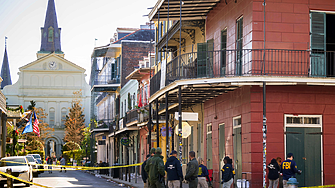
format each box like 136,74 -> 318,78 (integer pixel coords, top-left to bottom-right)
204,85 -> 335,187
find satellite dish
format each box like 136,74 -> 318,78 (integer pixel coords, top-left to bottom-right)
174,122 -> 192,138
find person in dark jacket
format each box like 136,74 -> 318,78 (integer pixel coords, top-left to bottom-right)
165,150 -> 183,188
221,156 -> 234,188
46,156 -> 53,174
142,154 -> 151,188
197,157 -> 209,188
268,158 -> 280,188
145,147 -> 165,188
185,151 -> 199,188
281,153 -> 301,188
276,157 -> 283,188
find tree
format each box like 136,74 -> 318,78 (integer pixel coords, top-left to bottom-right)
64,90 -> 85,145
19,107 -> 55,151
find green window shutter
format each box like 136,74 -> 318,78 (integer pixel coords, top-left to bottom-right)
310,12 -> 326,51
197,42 -> 207,77
221,30 -> 227,76
207,39 -> 214,77
310,12 -> 326,77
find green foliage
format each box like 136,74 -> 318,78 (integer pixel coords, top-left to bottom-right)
63,149 -> 84,164
27,100 -> 36,111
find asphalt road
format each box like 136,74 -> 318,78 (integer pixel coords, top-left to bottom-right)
10,169 -> 123,188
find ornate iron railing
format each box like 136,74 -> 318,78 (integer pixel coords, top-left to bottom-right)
150,49 -> 335,95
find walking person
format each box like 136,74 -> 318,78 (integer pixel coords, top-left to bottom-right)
281,153 -> 302,188
60,155 -> 66,173
165,150 -> 183,188
142,154 -> 151,188
197,157 -> 210,188
47,155 -> 53,173
185,151 -> 199,188
268,158 -> 280,188
145,147 -> 165,188
221,156 -> 234,188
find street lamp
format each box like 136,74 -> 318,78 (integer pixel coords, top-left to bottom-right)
85,144 -> 88,163
112,124 -> 116,164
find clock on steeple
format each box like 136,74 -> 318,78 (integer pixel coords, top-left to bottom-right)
49,61 -> 57,69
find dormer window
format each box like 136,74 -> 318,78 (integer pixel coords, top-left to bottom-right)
48,27 -> 54,42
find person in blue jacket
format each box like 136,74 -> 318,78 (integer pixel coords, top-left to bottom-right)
281,153 -> 301,188
197,157 -> 210,188
221,156 -> 234,188
165,150 -> 183,188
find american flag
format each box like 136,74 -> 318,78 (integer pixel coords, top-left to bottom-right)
33,112 -> 40,137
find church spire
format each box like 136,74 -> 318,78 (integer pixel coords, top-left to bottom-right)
39,0 -> 62,55
1,37 -> 12,89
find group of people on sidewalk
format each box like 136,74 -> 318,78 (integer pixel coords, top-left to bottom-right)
46,155 -> 66,173
141,147 -> 235,188
267,153 -> 302,188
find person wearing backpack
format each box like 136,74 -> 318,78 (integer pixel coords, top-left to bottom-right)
165,150 -> 183,188
221,156 -> 234,188
268,158 -> 280,188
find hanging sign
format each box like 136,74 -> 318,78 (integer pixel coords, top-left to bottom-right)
174,112 -> 198,121
161,126 -> 172,137
121,137 -> 130,146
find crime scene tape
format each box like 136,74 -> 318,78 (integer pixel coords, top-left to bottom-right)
300,185 -> 335,188
0,170 -> 51,188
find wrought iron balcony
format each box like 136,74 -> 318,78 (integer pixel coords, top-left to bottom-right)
151,49 -> 335,95
126,109 -> 138,125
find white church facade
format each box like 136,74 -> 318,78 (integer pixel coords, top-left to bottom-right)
2,0 -> 91,157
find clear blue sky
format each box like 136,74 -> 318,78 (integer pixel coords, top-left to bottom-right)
0,0 -> 157,83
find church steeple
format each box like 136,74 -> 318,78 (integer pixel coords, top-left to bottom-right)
1,37 -> 12,89
38,0 -> 63,56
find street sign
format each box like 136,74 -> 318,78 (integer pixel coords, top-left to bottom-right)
174,112 -> 198,121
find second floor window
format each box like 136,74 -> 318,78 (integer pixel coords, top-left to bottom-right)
49,108 -> 55,127
61,108 -> 67,127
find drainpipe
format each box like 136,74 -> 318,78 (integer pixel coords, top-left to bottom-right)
262,0 -> 267,188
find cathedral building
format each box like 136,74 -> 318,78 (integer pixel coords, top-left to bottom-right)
3,0 -> 91,157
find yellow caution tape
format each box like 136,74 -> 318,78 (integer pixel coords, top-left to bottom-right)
300,185 -> 335,188
0,171 -> 51,188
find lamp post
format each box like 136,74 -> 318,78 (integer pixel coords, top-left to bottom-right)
85,144 -> 88,163
113,124 -> 116,164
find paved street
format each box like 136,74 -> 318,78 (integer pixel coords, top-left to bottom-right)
23,170 -> 122,188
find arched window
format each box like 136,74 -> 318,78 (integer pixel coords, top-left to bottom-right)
49,108 -> 55,127
61,108 -> 67,128
48,27 -> 54,42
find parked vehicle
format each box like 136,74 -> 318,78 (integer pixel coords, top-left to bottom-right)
0,156 -> 33,187
27,154 -> 44,173
26,156 -> 38,177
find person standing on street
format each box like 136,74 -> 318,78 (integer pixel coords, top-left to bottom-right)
165,150 -> 183,188
145,147 -> 165,188
185,151 -> 199,188
276,157 -> 283,188
60,155 -> 66,173
142,154 -> 151,188
197,157 -> 209,188
268,158 -> 280,188
221,156 -> 234,188
281,153 -> 301,188
47,155 -> 53,174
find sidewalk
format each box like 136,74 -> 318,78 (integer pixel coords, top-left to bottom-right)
87,170 -> 189,188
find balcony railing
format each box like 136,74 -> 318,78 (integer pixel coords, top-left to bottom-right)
93,75 -> 120,85
126,109 -> 138,125
151,49 -> 335,95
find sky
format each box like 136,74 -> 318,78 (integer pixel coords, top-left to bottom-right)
0,0 -> 157,83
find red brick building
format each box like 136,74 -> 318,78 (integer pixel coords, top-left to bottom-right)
148,0 -> 335,187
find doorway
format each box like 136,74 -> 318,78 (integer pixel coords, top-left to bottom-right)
206,123 -> 213,169
233,116 -> 242,180
219,123 -> 226,179
285,115 -> 322,187
310,11 -> 335,77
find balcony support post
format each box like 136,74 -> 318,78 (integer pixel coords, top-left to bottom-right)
262,82 -> 267,188
165,91 -> 169,159
156,98 -> 160,147
148,103 -> 152,150
178,85 -> 182,164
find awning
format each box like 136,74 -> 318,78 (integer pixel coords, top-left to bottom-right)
149,0 -> 220,21
108,127 -> 138,137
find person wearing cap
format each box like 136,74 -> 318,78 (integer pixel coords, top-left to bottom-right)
185,151 -> 199,188
281,153 -> 302,188
165,150 -> 183,188
145,147 -> 165,188
142,154 -> 151,188
221,156 -> 234,188
197,157 -> 209,188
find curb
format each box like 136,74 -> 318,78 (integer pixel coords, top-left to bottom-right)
85,171 -> 141,188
